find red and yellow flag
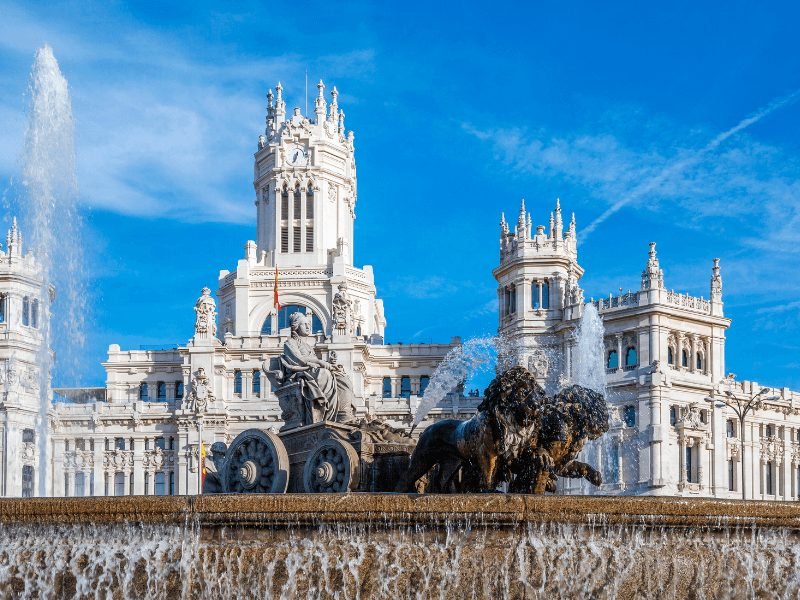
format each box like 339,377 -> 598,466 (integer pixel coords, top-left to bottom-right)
200,442 -> 207,491
273,268 -> 281,310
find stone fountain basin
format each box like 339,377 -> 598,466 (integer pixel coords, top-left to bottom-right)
0,495 -> 798,598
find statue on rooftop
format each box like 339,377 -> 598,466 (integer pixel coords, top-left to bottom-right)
194,287 -> 217,339
331,282 -> 352,334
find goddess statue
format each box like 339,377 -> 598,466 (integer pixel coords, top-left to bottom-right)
280,311 -> 355,423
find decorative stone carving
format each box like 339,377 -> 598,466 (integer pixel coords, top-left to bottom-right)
104,449 -> 133,471
193,287 -> 217,339
183,368 -> 214,413
679,403 -> 705,430
331,282 -> 353,334
528,349 -> 549,380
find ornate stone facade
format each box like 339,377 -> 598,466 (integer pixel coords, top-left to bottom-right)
1,83 -> 798,502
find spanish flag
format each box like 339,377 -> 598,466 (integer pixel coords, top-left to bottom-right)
273,268 -> 281,310
200,442 -> 207,491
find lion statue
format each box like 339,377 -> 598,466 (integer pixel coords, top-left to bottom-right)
396,366 -> 543,493
506,384 -> 609,494
397,367 -> 610,494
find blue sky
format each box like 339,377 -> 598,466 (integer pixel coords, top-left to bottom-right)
1,1 -> 800,388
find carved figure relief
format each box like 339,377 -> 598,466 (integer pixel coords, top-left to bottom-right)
183,368 -> 215,413
331,282 -> 353,334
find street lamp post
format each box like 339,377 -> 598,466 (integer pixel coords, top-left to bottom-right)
705,374 -> 779,501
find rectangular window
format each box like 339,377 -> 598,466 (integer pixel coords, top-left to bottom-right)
115,437 -> 125,450
0,294 -> 5,323
306,192 -> 314,218
766,461 -> 774,495
22,429 -> 34,443
252,370 -> 261,395
155,437 -> 166,450
400,376 -> 411,399
293,226 -> 301,253
22,297 -> 29,326
114,472 -> 125,496
22,465 -> 34,498
281,191 -> 288,220
728,459 -> 735,491
293,189 -> 302,220
305,226 -> 314,252
155,472 -> 166,496
31,300 -> 38,328
382,377 -> 392,398
281,227 -> 289,253
90,473 -> 95,496
726,419 -> 735,438
542,282 -> 550,309
169,472 -> 175,495
419,376 -> 430,396
234,370 -> 242,394
685,446 -> 694,483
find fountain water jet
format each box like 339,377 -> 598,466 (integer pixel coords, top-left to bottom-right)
412,335 -> 521,429
572,303 -> 605,394
20,45 -> 86,495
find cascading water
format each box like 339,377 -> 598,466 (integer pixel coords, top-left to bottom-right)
20,45 -> 86,495
571,303 -> 605,394
412,336 -> 521,429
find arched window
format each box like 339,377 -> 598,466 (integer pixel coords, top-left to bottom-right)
400,376 -> 411,399
261,316 -> 273,335
419,375 -> 430,396
276,305 -> 323,334
508,284 -> 516,314
252,370 -> 261,395
139,383 -> 149,401
22,297 -> 30,326
541,281 -> 550,309
0,293 -> 6,323
667,347 -> 674,365
382,377 -> 392,398
681,350 -> 688,368
154,472 -> 166,496
234,370 -> 242,394
623,406 -> 636,428
607,350 -> 618,370
157,382 -> 166,401
114,472 -> 125,496
625,347 -> 637,368
31,299 -> 39,328
726,419 -> 735,438
696,353 -> 704,370
176,382 -> 184,400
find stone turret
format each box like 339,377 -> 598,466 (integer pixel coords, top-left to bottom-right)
641,243 -> 664,290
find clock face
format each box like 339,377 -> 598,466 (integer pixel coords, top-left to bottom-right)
287,144 -> 308,166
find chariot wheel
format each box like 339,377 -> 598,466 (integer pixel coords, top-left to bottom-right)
222,429 -> 289,494
303,438 -> 360,493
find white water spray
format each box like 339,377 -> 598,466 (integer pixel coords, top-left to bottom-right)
572,303 -> 605,394
412,336 -> 520,428
21,45 -> 86,495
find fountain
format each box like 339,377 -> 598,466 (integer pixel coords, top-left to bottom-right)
17,45 -> 86,496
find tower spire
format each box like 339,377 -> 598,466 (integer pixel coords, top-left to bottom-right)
329,86 -> 339,122
641,242 -> 664,290
315,79 -> 326,122
554,197 -> 563,239
275,81 -> 286,123
517,198 -> 527,240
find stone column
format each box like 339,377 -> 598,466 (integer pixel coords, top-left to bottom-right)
177,427 -> 190,495
132,443 -> 144,495
690,335 -> 698,373
93,442 -> 105,496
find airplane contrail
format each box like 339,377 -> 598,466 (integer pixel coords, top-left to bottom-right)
580,89 -> 800,240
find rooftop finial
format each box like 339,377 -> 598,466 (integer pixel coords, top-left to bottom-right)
275,81 -> 285,119
329,85 -> 339,122
338,109 -> 345,133
267,88 -> 274,108
711,258 -> 723,302
641,242 -> 664,290
315,79 -> 326,120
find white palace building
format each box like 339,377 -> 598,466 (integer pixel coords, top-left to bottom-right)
2,81 -> 799,501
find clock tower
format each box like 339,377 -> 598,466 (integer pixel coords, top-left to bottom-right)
254,80 -> 357,269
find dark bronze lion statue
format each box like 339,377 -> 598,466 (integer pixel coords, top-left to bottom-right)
506,384 -> 609,494
396,366 -> 542,493
397,366 -> 609,494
